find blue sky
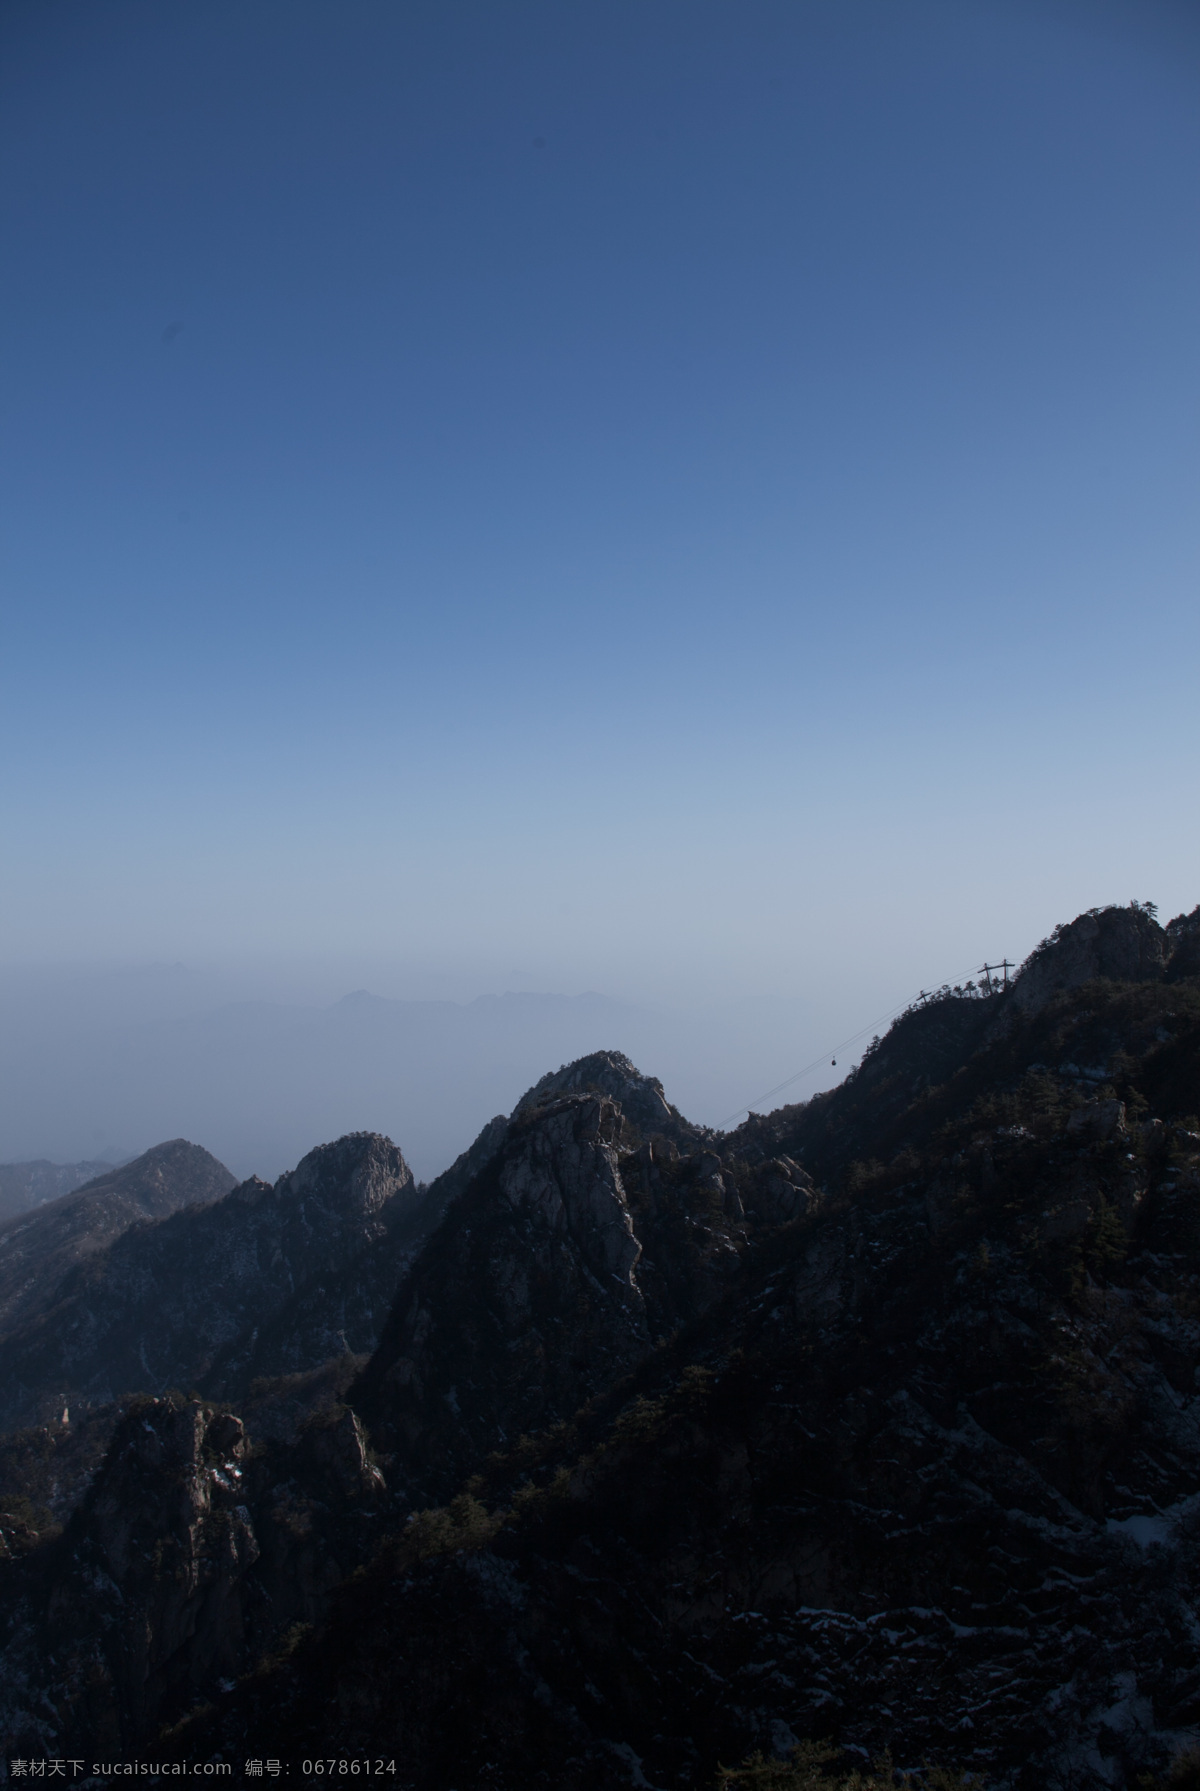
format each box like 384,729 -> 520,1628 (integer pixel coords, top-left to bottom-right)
2,0 -> 1198,1018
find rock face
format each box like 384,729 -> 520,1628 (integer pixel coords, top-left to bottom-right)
0,1393 -> 385,1756
513,1048 -> 698,1143
356,1070 -> 754,1502
0,1133 -> 418,1429
58,1401 -> 259,1749
1009,902 -> 1172,1013
0,1140 -> 236,1333
400,1110 -> 510,1239
356,1096 -> 654,1498
205,1132 -> 422,1392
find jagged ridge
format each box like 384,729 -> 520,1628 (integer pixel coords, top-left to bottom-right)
4,903 -> 1200,1789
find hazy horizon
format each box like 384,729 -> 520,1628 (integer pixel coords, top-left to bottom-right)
0,952 -> 919,1181
4,888 -> 1195,1182
3,1 -> 1197,1176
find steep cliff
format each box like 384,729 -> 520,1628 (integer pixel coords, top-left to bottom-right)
1008,902 -> 1173,1013
355,1061 -> 751,1504
0,1392 -> 386,1757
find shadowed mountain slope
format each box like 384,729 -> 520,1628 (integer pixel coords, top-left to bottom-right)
0,1392 -> 389,1753
731,901 -> 1200,1183
353,1054 -> 753,1503
0,1140 -> 235,1334
0,1133 -> 417,1430
0,1158 -> 114,1225
5,904 -> 1200,1789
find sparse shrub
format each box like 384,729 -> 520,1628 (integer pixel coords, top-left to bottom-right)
969,1240 -> 992,1279
1085,1197 -> 1128,1276
510,1463 -> 574,1517
1165,1747 -> 1200,1789
716,1741 -> 843,1787
677,1363 -> 716,1410
845,1160 -> 884,1197
609,1392 -> 669,1444
1137,1749 -> 1200,1789
393,1491 -> 503,1566
715,1741 -> 985,1788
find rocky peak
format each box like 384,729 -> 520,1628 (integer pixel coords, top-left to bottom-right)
356,1076 -> 772,1503
82,1398 -> 251,1585
71,1137 -> 236,1208
501,1094 -> 643,1298
26,1396 -> 262,1751
0,1133 -> 423,1430
277,1131 -> 415,1227
513,1049 -> 695,1142
1010,902 -> 1170,1013
356,1093 -> 655,1499
189,928 -> 1200,1790
0,1392 -> 385,1759
0,1138 -> 236,1332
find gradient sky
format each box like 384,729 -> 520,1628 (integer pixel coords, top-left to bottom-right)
2,0 -> 1198,1019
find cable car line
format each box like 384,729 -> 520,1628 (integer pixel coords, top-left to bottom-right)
717,958 -> 1002,1130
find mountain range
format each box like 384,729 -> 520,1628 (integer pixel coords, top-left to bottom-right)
0,982 -> 831,1183
1,900 -> 1199,1789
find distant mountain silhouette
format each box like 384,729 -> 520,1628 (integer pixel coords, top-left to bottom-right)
0,1157 -> 114,1225
0,1139 -> 235,1335
0,987 -> 656,1183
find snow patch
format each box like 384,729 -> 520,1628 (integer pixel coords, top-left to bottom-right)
1107,1513 -> 1170,1549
